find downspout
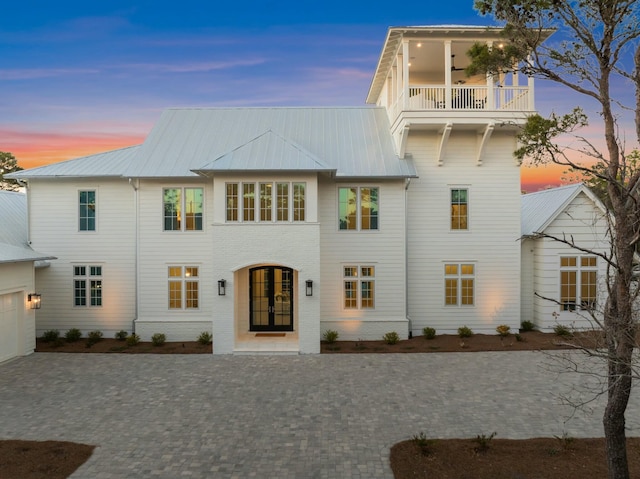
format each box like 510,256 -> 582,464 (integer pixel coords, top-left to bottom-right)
404,177 -> 412,338
128,178 -> 139,333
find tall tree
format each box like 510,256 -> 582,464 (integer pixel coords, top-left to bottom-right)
469,1 -> 640,478
0,151 -> 23,191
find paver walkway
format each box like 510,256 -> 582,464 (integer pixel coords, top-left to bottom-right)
1,351 -> 640,478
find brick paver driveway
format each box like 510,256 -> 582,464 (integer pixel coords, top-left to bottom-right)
2,352 -> 640,478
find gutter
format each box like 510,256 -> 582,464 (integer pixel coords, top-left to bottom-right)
404,177 -> 412,338
128,178 -> 139,333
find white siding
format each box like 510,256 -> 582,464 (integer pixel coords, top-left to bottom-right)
0,262 -> 35,360
530,192 -> 608,330
28,178 -> 136,336
520,239 -> 535,325
406,130 -> 522,335
318,177 -> 408,340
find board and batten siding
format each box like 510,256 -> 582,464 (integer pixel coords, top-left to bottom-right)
135,179 -> 214,341
531,192 -> 608,330
318,177 -> 408,340
520,240 -> 535,325
27,178 -> 136,336
405,130 -> 522,335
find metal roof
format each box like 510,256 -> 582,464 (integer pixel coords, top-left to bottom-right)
521,183 -> 605,237
7,145 -> 141,179
0,191 -> 56,263
124,107 -> 416,178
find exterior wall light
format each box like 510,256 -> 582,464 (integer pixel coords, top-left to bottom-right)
305,280 -> 313,297
218,279 -> 226,296
28,293 -> 42,309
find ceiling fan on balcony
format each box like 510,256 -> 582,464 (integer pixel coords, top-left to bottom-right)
451,55 -> 465,72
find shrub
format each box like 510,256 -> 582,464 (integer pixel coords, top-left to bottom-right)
65,328 -> 82,342
521,320 -> 536,332
322,329 -> 339,343
42,329 -> 61,343
114,330 -> 128,341
473,432 -> 497,452
126,333 -> 141,346
383,331 -> 400,345
86,330 -> 103,347
422,327 -> 436,340
151,333 -> 166,347
554,324 -> 573,338
197,331 -> 213,345
515,333 -> 524,342
496,324 -> 511,337
457,326 -> 474,338
412,431 -> 437,456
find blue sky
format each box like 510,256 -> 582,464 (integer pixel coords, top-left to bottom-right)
0,0 -> 608,189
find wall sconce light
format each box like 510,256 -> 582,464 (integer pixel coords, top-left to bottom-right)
28,293 -> 42,310
305,280 -> 313,297
218,279 -> 226,296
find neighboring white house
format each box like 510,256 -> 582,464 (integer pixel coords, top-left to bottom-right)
9,25 -> 569,354
520,183 -> 609,331
0,191 -> 55,363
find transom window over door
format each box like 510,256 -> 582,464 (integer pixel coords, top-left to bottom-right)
338,187 -> 379,230
225,181 -> 306,223
163,187 -> 204,231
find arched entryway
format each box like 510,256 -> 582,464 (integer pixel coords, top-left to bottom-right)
249,266 -> 294,332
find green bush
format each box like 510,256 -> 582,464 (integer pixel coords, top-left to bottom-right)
496,324 -> 511,337
86,330 -> 103,347
383,331 -> 400,345
473,432 -> 497,453
322,329 -> 339,343
553,324 -> 573,338
64,328 -> 82,342
457,326 -> 474,338
126,333 -> 141,346
42,329 -> 61,343
412,431 -> 437,456
422,327 -> 436,340
197,331 -> 212,345
151,333 -> 166,347
114,330 -> 128,341
520,320 -> 535,332
515,333 -> 524,342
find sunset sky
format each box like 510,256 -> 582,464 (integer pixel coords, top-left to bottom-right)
0,0 -> 615,192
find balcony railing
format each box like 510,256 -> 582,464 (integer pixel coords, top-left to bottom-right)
388,85 -> 531,123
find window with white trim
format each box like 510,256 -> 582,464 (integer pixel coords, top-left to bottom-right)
560,256 -> 597,311
450,188 -> 468,230
74,265 -> 102,307
163,187 -> 204,231
343,265 -> 375,309
444,263 -> 474,306
338,187 -> 379,230
225,181 -> 306,223
79,190 -> 96,231
168,266 -> 199,310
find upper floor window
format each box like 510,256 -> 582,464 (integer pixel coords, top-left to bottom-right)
343,265 -> 375,309
226,181 -> 306,223
560,256 -> 597,311
79,190 -> 96,231
163,188 -> 204,231
444,263 -> 474,306
338,187 -> 379,230
451,189 -> 468,230
168,266 -> 199,310
74,265 -> 102,307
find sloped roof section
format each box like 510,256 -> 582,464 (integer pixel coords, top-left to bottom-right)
7,146 -> 141,179
0,191 -> 55,263
123,107 -> 416,178
194,129 -> 334,173
521,183 -> 605,237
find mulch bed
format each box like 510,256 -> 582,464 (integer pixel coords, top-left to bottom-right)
0,440 -> 95,479
36,338 -> 212,354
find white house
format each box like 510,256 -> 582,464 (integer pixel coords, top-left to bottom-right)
9,25 -> 564,354
521,183 -> 609,331
0,191 -> 55,363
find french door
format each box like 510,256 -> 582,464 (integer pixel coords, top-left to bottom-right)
249,266 -> 294,331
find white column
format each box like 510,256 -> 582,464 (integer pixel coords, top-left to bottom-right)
444,41 -> 452,109
527,54 -> 535,110
402,40 -> 410,110
486,41 -> 494,110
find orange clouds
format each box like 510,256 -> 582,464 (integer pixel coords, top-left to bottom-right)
521,162 -> 567,192
1,129 -> 144,169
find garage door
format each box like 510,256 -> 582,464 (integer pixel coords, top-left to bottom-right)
0,293 -> 19,363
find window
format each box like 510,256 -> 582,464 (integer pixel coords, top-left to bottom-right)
168,266 -> 199,310
79,190 -> 96,231
444,263 -> 474,306
225,181 -> 306,223
343,265 -> 375,309
164,187 -> 204,231
74,265 -> 102,307
560,256 -> 597,311
338,187 -> 379,230
451,189 -> 468,230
